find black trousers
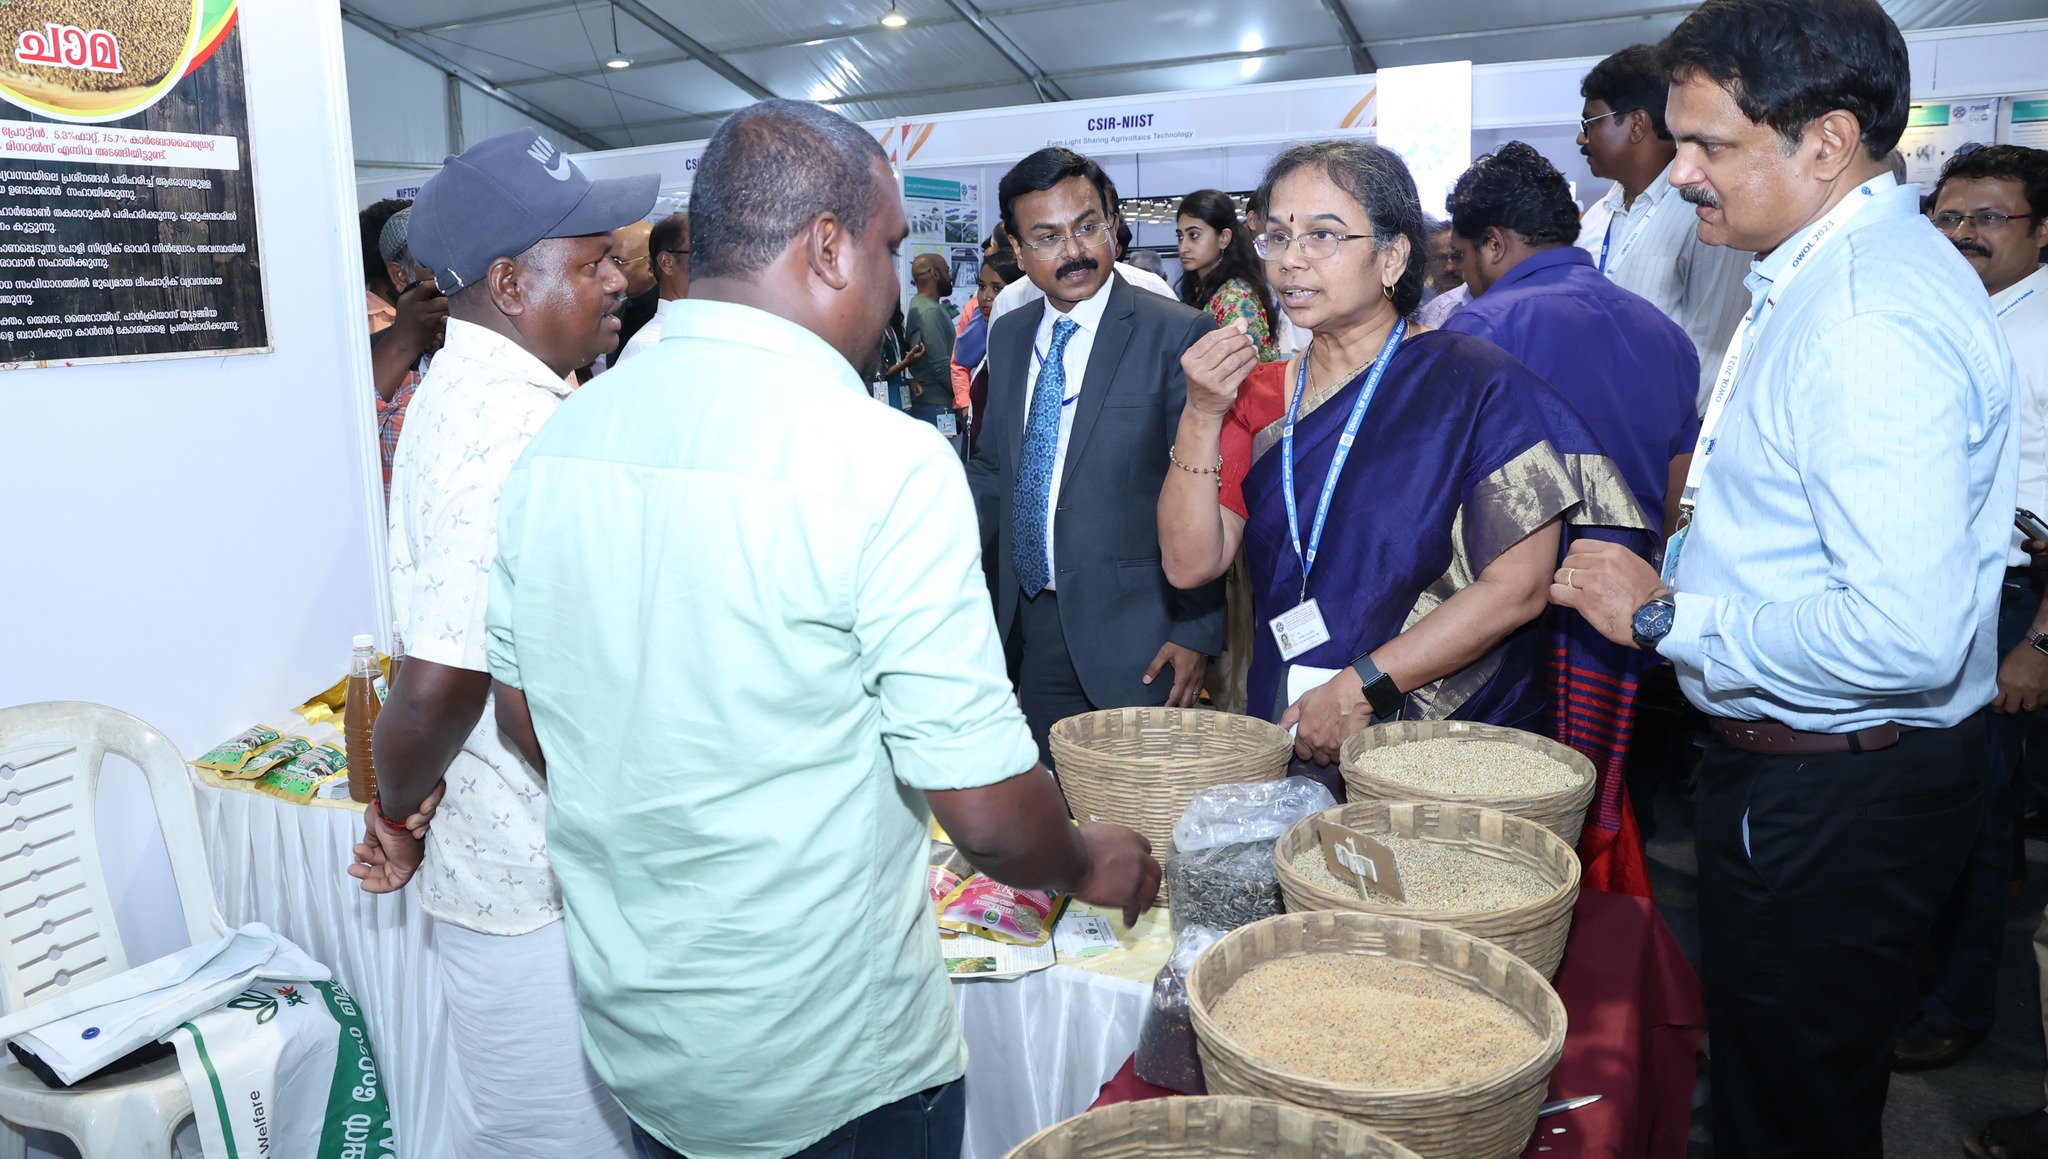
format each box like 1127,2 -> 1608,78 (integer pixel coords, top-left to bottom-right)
1014,588 -> 1098,770
1695,713 -> 1985,1158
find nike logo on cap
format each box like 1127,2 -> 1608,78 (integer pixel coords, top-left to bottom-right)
526,136 -> 572,182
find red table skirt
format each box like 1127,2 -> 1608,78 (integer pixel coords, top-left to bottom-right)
1091,889 -> 1705,1159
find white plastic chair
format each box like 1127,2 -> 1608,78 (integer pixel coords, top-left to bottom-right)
0,702 -> 227,1159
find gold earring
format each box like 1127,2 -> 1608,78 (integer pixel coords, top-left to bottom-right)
1382,281 -> 1395,301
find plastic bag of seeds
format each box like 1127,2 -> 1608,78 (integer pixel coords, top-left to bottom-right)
1166,778 -> 1335,933
1134,923 -> 1222,1093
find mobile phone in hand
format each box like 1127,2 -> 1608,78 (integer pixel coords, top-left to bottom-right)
2017,507 -> 2048,543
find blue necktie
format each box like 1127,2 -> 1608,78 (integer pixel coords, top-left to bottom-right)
1014,318 -> 1079,597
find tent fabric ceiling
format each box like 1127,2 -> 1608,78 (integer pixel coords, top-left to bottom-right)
339,0 -> 2041,151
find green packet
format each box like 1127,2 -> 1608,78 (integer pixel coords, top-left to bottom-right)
252,743 -> 348,805
191,706 -> 332,776
237,721 -> 343,781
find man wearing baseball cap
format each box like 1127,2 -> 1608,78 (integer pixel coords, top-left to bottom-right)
348,127 -> 655,1159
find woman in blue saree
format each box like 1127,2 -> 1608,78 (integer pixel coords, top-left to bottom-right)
1158,139 -> 1647,779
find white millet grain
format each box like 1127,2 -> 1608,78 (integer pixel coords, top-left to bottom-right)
1210,952 -> 1539,1087
1352,738 -> 1583,797
1289,837 -> 1553,911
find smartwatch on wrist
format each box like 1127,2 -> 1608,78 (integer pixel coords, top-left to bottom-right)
1350,653 -> 1405,721
1631,592 -> 1678,656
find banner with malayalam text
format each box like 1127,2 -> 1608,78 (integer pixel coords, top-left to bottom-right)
0,0 -> 269,369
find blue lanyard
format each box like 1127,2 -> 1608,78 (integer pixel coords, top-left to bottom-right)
1031,341 -> 1083,407
1282,317 -> 1405,600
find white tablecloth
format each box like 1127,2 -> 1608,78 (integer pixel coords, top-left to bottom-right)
192,770 -> 1169,1159
954,965 -> 1150,1159
192,772 -> 452,1159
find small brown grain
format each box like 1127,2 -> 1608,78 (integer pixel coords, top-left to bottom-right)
1352,738 -> 1583,797
1290,838 -> 1552,911
1210,952 -> 1539,1088
1,0 -> 191,92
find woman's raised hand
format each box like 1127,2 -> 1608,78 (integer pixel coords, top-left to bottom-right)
1181,319 -> 1260,419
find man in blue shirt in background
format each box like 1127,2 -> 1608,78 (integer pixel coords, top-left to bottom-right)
1444,139 -> 1700,898
1551,1 -> 2017,1154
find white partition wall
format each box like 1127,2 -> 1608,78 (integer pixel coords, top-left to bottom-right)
0,2 -> 386,972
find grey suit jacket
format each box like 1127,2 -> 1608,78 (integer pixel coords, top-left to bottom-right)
966,273 -> 1226,707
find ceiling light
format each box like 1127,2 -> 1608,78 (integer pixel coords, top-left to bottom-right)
1240,57 -> 1262,78
605,3 -> 632,69
881,1 -> 908,28
1239,32 -> 1263,54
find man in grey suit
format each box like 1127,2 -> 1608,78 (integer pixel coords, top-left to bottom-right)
967,147 -> 1226,764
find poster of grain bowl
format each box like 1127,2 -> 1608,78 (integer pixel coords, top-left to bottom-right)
0,0 -> 270,370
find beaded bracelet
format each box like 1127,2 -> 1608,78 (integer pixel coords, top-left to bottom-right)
1169,444 -> 1224,486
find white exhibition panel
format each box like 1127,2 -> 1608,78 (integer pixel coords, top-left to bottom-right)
0,0 -> 386,990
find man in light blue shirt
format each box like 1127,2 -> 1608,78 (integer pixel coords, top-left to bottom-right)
482,100 -> 1160,1159
1549,2 -> 2016,1155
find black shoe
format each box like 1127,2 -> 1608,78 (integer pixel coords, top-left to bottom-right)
1892,1016 -> 1988,1073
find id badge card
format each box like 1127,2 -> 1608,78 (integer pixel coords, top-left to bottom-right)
1269,599 -> 1332,662
1660,523 -> 1689,587
871,380 -> 890,404
935,413 -> 959,437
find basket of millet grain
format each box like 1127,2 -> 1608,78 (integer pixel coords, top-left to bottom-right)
1273,801 -> 1580,978
1050,708 -> 1293,900
1002,1095 -> 1421,1159
1185,911 -> 1565,1159
1339,722 -> 1596,847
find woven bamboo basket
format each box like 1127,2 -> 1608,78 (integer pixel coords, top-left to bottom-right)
1002,1096 -> 1422,1158
1049,708 -> 1293,898
1339,722 -> 1596,847
1272,802 -> 1580,978
1185,912 -> 1566,1159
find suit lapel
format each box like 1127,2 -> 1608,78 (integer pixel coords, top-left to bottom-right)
1061,273 -> 1134,478
1003,298 -> 1046,472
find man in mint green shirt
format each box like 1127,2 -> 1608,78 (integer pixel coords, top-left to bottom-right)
484,100 -> 1159,1159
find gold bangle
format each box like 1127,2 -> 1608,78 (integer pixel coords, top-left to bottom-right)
1169,443 -> 1224,485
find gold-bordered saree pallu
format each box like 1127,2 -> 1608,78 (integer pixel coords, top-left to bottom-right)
1218,328 -> 1649,732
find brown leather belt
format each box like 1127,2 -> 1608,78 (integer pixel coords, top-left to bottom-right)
1709,717 -> 1915,755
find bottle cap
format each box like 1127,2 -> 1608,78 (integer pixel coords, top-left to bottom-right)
353,634 -> 375,649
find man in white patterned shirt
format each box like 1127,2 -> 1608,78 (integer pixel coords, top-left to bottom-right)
1575,44 -> 1752,409
347,128 -> 654,1159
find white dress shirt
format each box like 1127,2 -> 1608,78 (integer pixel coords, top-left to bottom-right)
1997,264 -> 2048,565
1576,165 -> 1753,409
387,318 -> 572,934
1019,274 -> 1116,589
989,259 -> 1173,326
1414,284 -> 1471,330
613,297 -> 675,364
1660,175 -> 2017,732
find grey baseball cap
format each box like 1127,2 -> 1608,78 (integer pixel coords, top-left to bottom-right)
409,129 -> 659,292
377,206 -> 411,269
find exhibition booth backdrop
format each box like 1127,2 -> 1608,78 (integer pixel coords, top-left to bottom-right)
361,18 -> 2048,314
0,12 -> 2042,1158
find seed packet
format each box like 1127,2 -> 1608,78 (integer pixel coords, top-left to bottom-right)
935,876 -> 1059,947
251,743 -> 347,805
238,721 -> 343,781
191,707 -> 331,776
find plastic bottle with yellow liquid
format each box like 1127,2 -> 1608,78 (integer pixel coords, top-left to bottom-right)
345,634 -> 381,804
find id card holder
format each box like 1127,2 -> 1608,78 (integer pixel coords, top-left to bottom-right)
936,413 -> 959,438
1660,524 -> 1689,587
871,381 -> 890,404
1269,599 -> 1332,662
